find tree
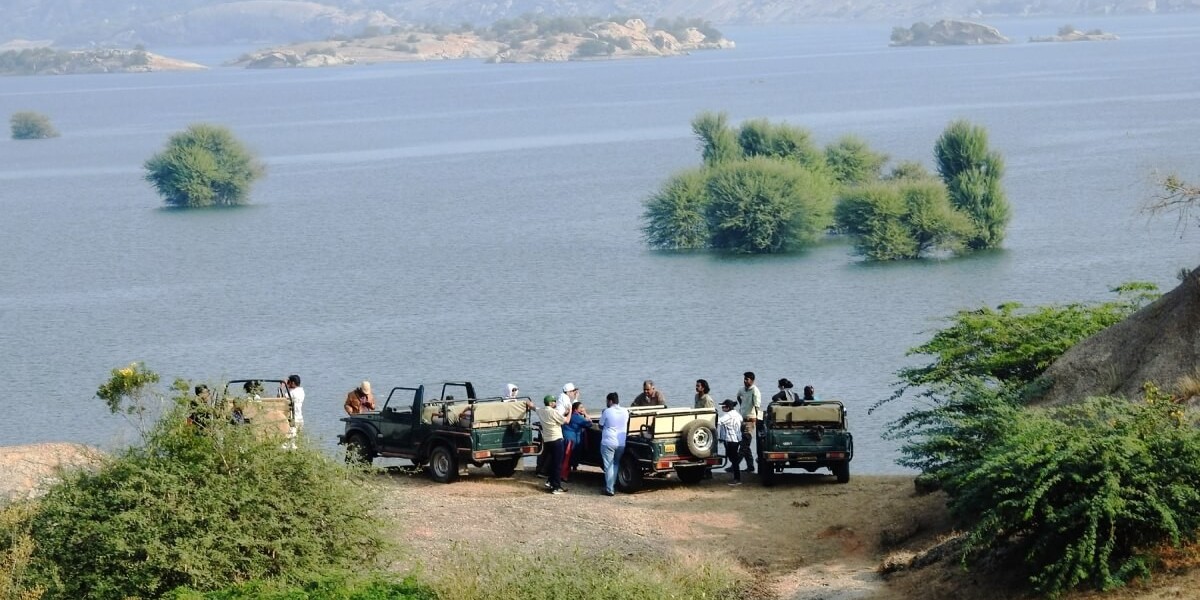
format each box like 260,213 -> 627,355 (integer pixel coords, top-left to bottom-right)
835,180 -> 972,260
735,119 -> 825,169
144,124 -> 264,208
705,157 -> 836,253
823,135 -> 888,185
10,111 -> 59,139
934,120 -> 1010,249
1143,173 -> 1200,232
642,169 -> 710,249
691,111 -> 740,166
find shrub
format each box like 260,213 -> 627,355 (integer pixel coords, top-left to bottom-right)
691,111 -> 740,166
835,179 -> 971,259
9,112 -> 59,140
143,124 -> 264,208
573,39 -> 613,58
954,392 -> 1200,596
642,169 -> 710,249
22,366 -> 389,600
824,135 -> 888,185
0,502 -> 43,600
165,573 -> 433,599
736,119 -> 825,170
425,545 -> 747,600
705,157 -> 837,253
934,120 -> 1010,249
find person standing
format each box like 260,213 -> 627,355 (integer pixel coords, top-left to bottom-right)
285,374 -> 304,449
537,394 -> 568,494
694,379 -> 714,409
718,399 -> 744,486
735,371 -> 760,473
557,383 -> 580,418
561,401 -> 591,482
632,379 -> 666,407
599,392 -> 629,496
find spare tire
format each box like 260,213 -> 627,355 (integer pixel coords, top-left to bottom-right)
681,420 -> 716,458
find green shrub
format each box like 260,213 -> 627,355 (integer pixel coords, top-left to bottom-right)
143,124 -> 264,208
954,392 -> 1200,596
934,120 -> 1010,249
23,368 -> 389,600
642,169 -> 711,250
0,502 -> 43,600
705,157 -> 837,253
166,573 -> 433,600
573,39 -> 613,58
823,135 -> 888,185
835,179 -> 972,259
691,111 -> 740,167
425,545 -> 746,600
736,118 -> 825,170
9,112 -> 59,140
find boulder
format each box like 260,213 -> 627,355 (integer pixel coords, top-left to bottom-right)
1033,265 -> 1200,406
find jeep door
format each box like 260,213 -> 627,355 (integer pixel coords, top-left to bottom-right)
380,386 -> 420,451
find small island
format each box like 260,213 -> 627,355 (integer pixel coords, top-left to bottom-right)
1030,24 -> 1119,42
0,45 -> 205,75
890,19 -> 1010,46
230,16 -> 734,68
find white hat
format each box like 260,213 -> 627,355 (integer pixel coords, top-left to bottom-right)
562,382 -> 578,393
361,381 -> 372,394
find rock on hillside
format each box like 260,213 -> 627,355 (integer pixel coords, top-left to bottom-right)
231,18 -> 733,67
1034,265 -> 1200,406
890,19 -> 1010,46
1029,27 -> 1120,42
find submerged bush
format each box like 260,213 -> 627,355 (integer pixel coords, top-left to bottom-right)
143,124 -> 264,208
9,112 -> 58,140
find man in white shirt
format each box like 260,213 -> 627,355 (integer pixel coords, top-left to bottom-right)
718,399 -> 744,486
599,392 -> 629,496
285,374 -> 304,449
557,382 -> 580,417
735,371 -> 761,473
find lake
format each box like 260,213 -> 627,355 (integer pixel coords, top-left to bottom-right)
2,15 -> 1199,473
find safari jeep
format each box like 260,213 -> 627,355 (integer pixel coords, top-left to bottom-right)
218,379 -> 296,437
576,406 -> 725,493
757,400 -> 854,486
338,381 -> 538,483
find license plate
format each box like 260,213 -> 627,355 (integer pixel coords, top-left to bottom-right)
794,454 -> 817,462
664,444 -> 676,453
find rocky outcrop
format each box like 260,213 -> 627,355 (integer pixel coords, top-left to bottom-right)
231,19 -> 734,68
890,19 -> 1010,46
1033,265 -> 1200,407
1029,27 -> 1120,42
0,47 -> 206,75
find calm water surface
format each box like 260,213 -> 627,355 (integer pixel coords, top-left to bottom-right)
2,16 -> 1199,472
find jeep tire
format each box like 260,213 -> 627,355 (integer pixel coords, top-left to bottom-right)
428,445 -> 459,483
616,455 -> 644,493
490,457 -> 519,478
344,433 -> 374,465
832,461 -> 850,484
675,465 -> 705,484
681,420 -> 716,458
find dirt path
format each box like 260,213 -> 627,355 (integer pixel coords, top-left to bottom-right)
372,464 -> 950,599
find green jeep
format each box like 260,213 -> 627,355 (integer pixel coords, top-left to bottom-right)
757,401 -> 854,486
574,406 -> 725,493
338,381 -> 538,483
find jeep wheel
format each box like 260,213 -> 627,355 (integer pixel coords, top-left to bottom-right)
680,420 -> 716,458
344,434 -> 374,465
832,461 -> 850,484
616,455 -> 643,493
428,445 -> 459,483
675,465 -> 705,484
760,464 -> 775,487
490,457 -> 519,478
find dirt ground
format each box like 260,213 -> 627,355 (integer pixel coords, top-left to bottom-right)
374,462 -> 950,600
6,444 -> 1199,599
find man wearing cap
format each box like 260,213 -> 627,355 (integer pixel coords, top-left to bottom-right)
735,372 -> 761,474
557,383 -> 580,418
632,379 -> 666,407
537,395 -> 568,494
718,399 -> 744,486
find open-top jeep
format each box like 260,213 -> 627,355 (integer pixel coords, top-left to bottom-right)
217,379 -> 295,436
338,381 -> 538,483
757,400 -> 854,486
575,405 -> 725,493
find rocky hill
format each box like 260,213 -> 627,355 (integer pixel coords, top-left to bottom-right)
3,0 -> 1200,46
0,47 -> 206,75
1034,264 -> 1200,406
230,18 -> 732,67
890,19 -> 1010,46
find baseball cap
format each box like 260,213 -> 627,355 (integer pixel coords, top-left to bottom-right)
563,382 -> 578,393
543,395 -> 557,405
